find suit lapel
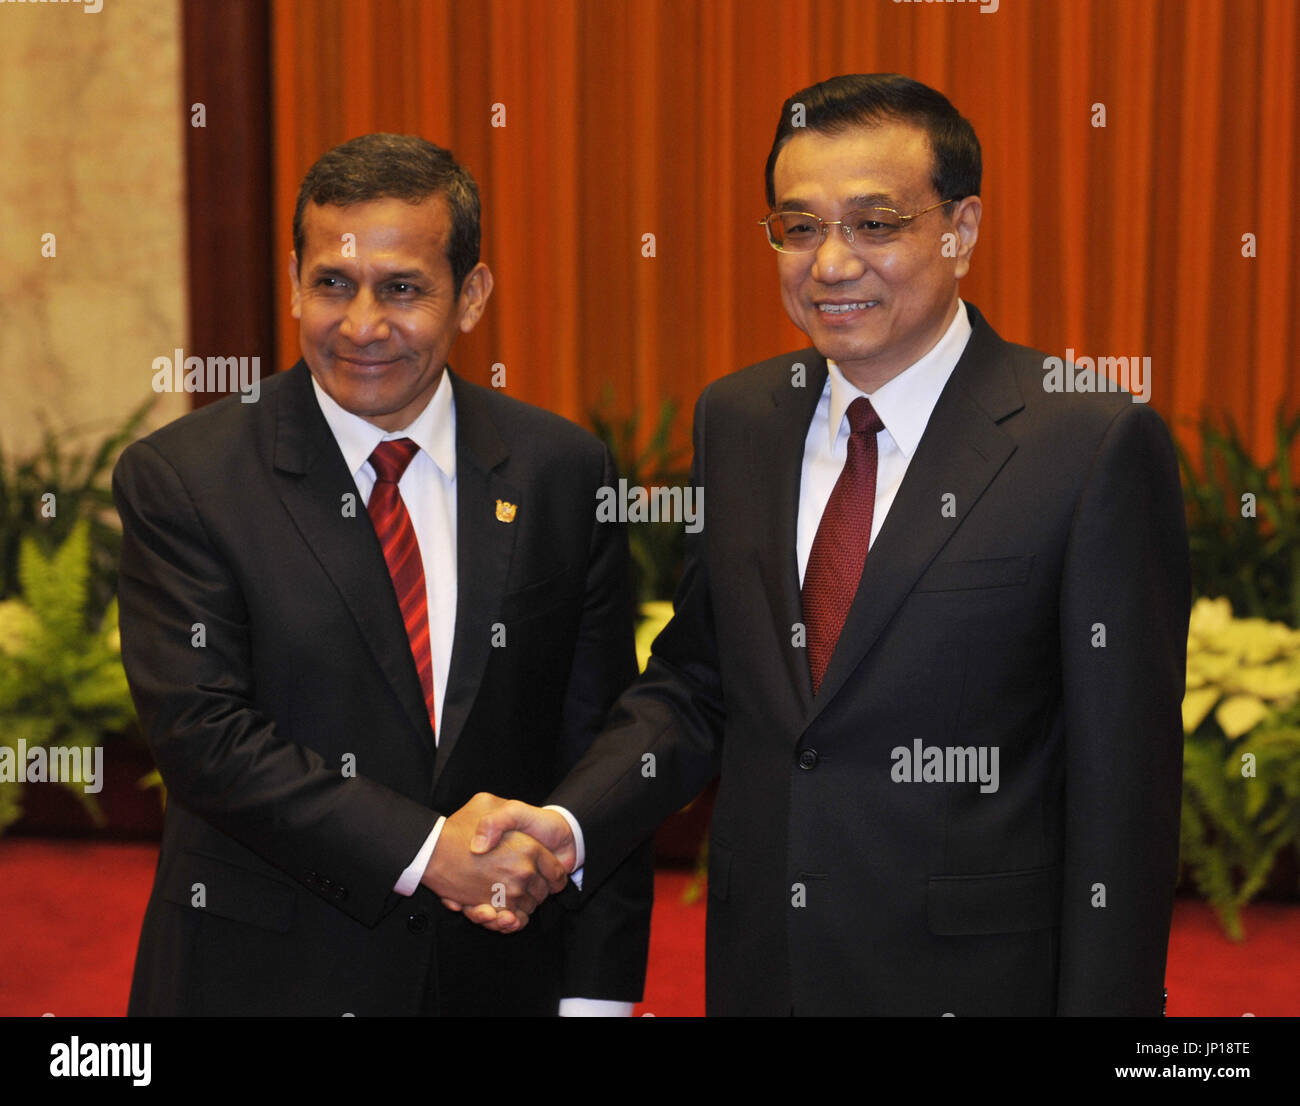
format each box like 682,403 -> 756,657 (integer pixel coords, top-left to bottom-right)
750,354 -> 827,717
271,363 -> 436,769
433,371 -> 518,777
804,306 -> 1025,728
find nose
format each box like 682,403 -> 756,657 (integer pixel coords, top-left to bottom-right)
339,287 -> 390,345
810,223 -> 867,285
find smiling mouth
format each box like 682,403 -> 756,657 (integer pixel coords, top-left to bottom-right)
338,355 -> 398,367
817,301 -> 880,314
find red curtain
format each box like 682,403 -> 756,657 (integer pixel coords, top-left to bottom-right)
271,0 -> 1299,461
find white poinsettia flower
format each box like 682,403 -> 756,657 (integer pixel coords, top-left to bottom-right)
1215,694 -> 1271,740
1228,660 -> 1300,701
1182,687 -> 1220,734
1188,596 -> 1234,640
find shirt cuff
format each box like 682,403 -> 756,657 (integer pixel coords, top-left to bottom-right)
544,804 -> 585,889
394,816 -> 445,896
559,998 -> 634,1017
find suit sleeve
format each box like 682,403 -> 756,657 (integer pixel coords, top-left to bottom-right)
1056,402 -> 1190,1015
549,389 -> 726,896
553,444 -> 653,1001
113,439 -> 437,929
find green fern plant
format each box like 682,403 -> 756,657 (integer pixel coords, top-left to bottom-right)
588,388 -> 691,605
1182,712 -> 1300,939
0,520 -> 138,832
1176,413 -> 1300,936
0,397 -> 153,622
1176,409 -> 1300,626
1179,598 -> 1300,938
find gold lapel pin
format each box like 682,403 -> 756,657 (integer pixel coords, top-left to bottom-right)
495,499 -> 517,523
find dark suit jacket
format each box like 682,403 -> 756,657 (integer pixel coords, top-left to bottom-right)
551,304 -> 1190,1016
114,361 -> 652,1016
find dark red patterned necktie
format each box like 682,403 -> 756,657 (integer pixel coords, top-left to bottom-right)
367,438 -> 435,736
802,397 -> 884,695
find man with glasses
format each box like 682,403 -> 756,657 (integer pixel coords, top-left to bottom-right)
457,74 -> 1190,1016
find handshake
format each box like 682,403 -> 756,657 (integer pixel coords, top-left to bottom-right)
419,793 -> 577,933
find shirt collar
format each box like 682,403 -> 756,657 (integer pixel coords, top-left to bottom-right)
825,299 -> 973,460
310,367 -> 457,480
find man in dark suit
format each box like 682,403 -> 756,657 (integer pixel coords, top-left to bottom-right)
114,134 -> 651,1016
462,74 -> 1191,1016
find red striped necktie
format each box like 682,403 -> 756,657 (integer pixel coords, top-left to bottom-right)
367,438 -> 435,737
801,397 -> 885,695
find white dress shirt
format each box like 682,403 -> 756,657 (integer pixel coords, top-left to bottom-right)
312,371 -> 626,1016
796,300 -> 973,582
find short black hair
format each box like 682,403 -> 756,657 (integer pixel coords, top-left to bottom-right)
293,134 -> 481,293
764,74 -> 981,208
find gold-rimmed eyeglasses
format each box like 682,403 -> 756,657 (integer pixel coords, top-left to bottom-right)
759,199 -> 958,253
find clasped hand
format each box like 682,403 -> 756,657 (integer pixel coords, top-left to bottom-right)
420,792 -> 576,932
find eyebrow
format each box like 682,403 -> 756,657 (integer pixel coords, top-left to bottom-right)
846,192 -> 898,209
777,192 -> 898,213
307,263 -> 430,281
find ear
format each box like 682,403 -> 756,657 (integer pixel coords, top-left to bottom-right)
950,196 -> 981,281
456,262 -> 495,334
289,251 -> 303,319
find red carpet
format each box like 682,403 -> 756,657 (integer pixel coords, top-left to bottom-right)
0,840 -> 1293,1017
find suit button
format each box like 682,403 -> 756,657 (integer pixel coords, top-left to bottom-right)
798,749 -> 819,770
407,913 -> 429,934
335,886 -> 348,901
